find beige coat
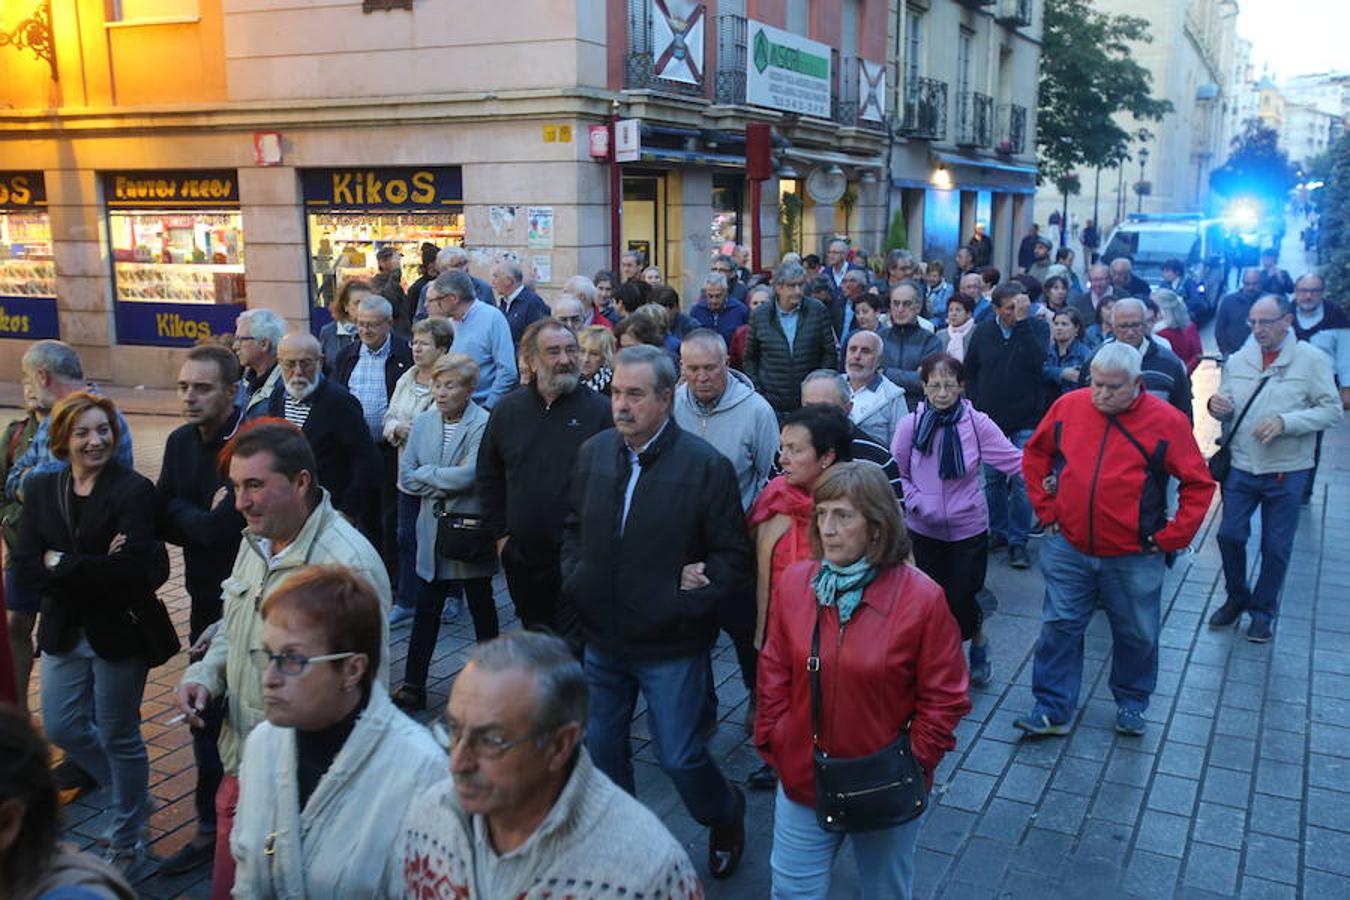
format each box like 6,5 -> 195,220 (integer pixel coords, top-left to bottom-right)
1219,334 -> 1341,476
182,492 -> 392,774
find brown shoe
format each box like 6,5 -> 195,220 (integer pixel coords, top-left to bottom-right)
708,786 -> 745,879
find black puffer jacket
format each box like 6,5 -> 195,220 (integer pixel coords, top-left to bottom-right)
743,297 -> 839,413
561,421 -> 753,660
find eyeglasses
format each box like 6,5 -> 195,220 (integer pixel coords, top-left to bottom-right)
1113,320 -> 1146,331
777,280 -> 805,288
234,336 -> 257,344
356,320 -> 390,331
249,648 -> 355,677
436,721 -> 543,760
924,381 -> 961,392
1247,316 -> 1286,329
280,358 -> 320,371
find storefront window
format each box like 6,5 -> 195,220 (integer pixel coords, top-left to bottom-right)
0,172 -> 59,340
103,170 -> 246,346
712,174 -> 743,251
301,167 -> 464,328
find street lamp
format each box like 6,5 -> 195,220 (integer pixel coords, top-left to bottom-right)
1137,148 -> 1150,213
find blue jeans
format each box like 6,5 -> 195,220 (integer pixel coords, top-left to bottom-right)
769,784 -> 922,900
584,645 -> 738,827
1216,468 -> 1309,623
1031,533 -> 1165,723
983,427 -> 1034,547
41,637 -> 150,847
395,491 -> 420,610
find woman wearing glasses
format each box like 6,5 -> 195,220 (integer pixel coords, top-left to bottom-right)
892,353 -> 1023,687
232,565 -> 445,899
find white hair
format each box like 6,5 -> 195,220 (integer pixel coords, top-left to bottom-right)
357,295 -> 394,320
1091,341 -> 1143,380
436,246 -> 467,270
564,275 -> 596,304
236,308 -> 285,348
551,293 -> 584,317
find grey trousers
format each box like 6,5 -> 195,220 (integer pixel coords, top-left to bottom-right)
40,636 -> 150,848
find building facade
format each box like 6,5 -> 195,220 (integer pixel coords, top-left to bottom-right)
0,0 -> 1039,387
1033,0 -> 1239,234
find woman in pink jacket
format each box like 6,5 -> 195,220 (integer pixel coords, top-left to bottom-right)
892,352 -> 1022,686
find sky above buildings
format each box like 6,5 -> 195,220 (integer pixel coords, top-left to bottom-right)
1237,0 -> 1348,79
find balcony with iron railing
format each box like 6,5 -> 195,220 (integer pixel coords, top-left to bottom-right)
625,0 -> 708,98
898,76 -> 947,140
955,91 -> 993,147
714,11 -> 747,105
994,0 -> 1033,27
996,102 -> 1027,154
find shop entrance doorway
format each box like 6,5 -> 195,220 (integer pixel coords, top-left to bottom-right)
622,172 -> 665,271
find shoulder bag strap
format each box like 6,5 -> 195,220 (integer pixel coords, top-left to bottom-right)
1217,375 -> 1271,450
808,605 -> 823,750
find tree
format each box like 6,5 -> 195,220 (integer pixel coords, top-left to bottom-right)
883,209 -> 907,256
1317,132 -> 1350,307
1209,118 -> 1298,203
1037,0 -> 1172,188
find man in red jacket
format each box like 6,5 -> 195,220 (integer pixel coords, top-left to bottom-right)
1015,342 -> 1215,737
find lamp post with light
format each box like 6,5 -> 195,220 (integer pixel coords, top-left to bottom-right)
1137,147 -> 1150,213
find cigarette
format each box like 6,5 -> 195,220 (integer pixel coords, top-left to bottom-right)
166,713 -> 187,725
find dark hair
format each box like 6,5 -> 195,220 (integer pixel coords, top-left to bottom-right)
948,293 -> 976,314
334,278 -> 373,322
808,275 -> 834,295
854,292 -> 886,313
261,565 -> 383,691
802,253 -> 821,268
1054,306 -> 1086,339
925,260 -> 944,276
919,352 -> 964,384
220,419 -> 318,501
419,242 -> 439,276
1055,247 -> 1074,264
1010,273 -> 1042,303
592,269 -> 616,288
614,280 -> 651,314
650,284 -> 681,312
48,392 -> 120,462
613,313 -> 665,348
0,704 -> 58,894
992,282 -> 1025,307
185,343 -> 242,385
782,404 -> 853,464
979,266 -> 1001,288
1161,258 -> 1185,276
1043,274 -> 1070,297
375,245 -> 399,261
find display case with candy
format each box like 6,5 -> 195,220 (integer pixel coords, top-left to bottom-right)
0,210 -> 56,298
108,210 -> 247,304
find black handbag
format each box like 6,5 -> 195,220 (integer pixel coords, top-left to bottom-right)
128,592 -> 180,668
808,607 -> 927,833
433,501 -> 494,565
1208,375 -> 1269,483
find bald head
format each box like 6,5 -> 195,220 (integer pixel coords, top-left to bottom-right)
844,329 -> 884,386
279,332 -> 320,357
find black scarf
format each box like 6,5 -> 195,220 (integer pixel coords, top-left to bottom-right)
913,402 -> 966,480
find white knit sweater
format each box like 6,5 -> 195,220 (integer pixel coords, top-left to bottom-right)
398,749 -> 702,899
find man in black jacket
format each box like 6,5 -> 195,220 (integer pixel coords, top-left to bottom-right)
335,294 -> 412,577
881,281 -> 942,409
963,283 -> 1048,569
743,260 -> 838,416
266,333 -> 382,543
562,344 -> 750,880
1109,257 -> 1151,299
478,318 -> 611,640
491,259 -> 550,345
1079,298 -> 1192,421
155,343 -> 244,876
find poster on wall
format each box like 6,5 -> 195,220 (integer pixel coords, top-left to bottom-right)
745,20 -> 831,119
103,170 -> 247,347
0,171 -> 60,340
527,207 -> 554,248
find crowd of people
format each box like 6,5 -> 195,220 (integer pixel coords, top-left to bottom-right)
0,225 -> 1344,899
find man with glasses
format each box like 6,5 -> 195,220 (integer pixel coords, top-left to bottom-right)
710,253 -> 748,301
398,631 -> 700,897
1291,273 -> 1350,502
1207,294 -> 1341,642
691,271 -> 750,343
743,261 -> 839,416
177,422 -> 389,898
264,333 -> 382,539
1079,297 -> 1192,421
233,308 -> 285,420
548,293 -> 587,332
880,282 -> 942,411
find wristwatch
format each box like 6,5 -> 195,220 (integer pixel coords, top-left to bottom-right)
46,551 -> 64,570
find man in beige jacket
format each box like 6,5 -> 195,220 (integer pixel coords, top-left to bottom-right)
176,421 -> 391,899
1207,294 -> 1341,642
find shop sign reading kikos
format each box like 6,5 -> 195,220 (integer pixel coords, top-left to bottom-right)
745,20 -> 831,119
302,167 -> 463,210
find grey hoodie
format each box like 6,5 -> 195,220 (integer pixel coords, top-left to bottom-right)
674,369 -> 780,511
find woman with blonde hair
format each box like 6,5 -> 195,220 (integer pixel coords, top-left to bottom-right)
577,325 -> 616,395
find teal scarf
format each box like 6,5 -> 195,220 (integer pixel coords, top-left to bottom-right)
812,557 -> 879,625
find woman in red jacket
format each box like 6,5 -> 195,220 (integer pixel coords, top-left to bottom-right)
755,462 -> 970,899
